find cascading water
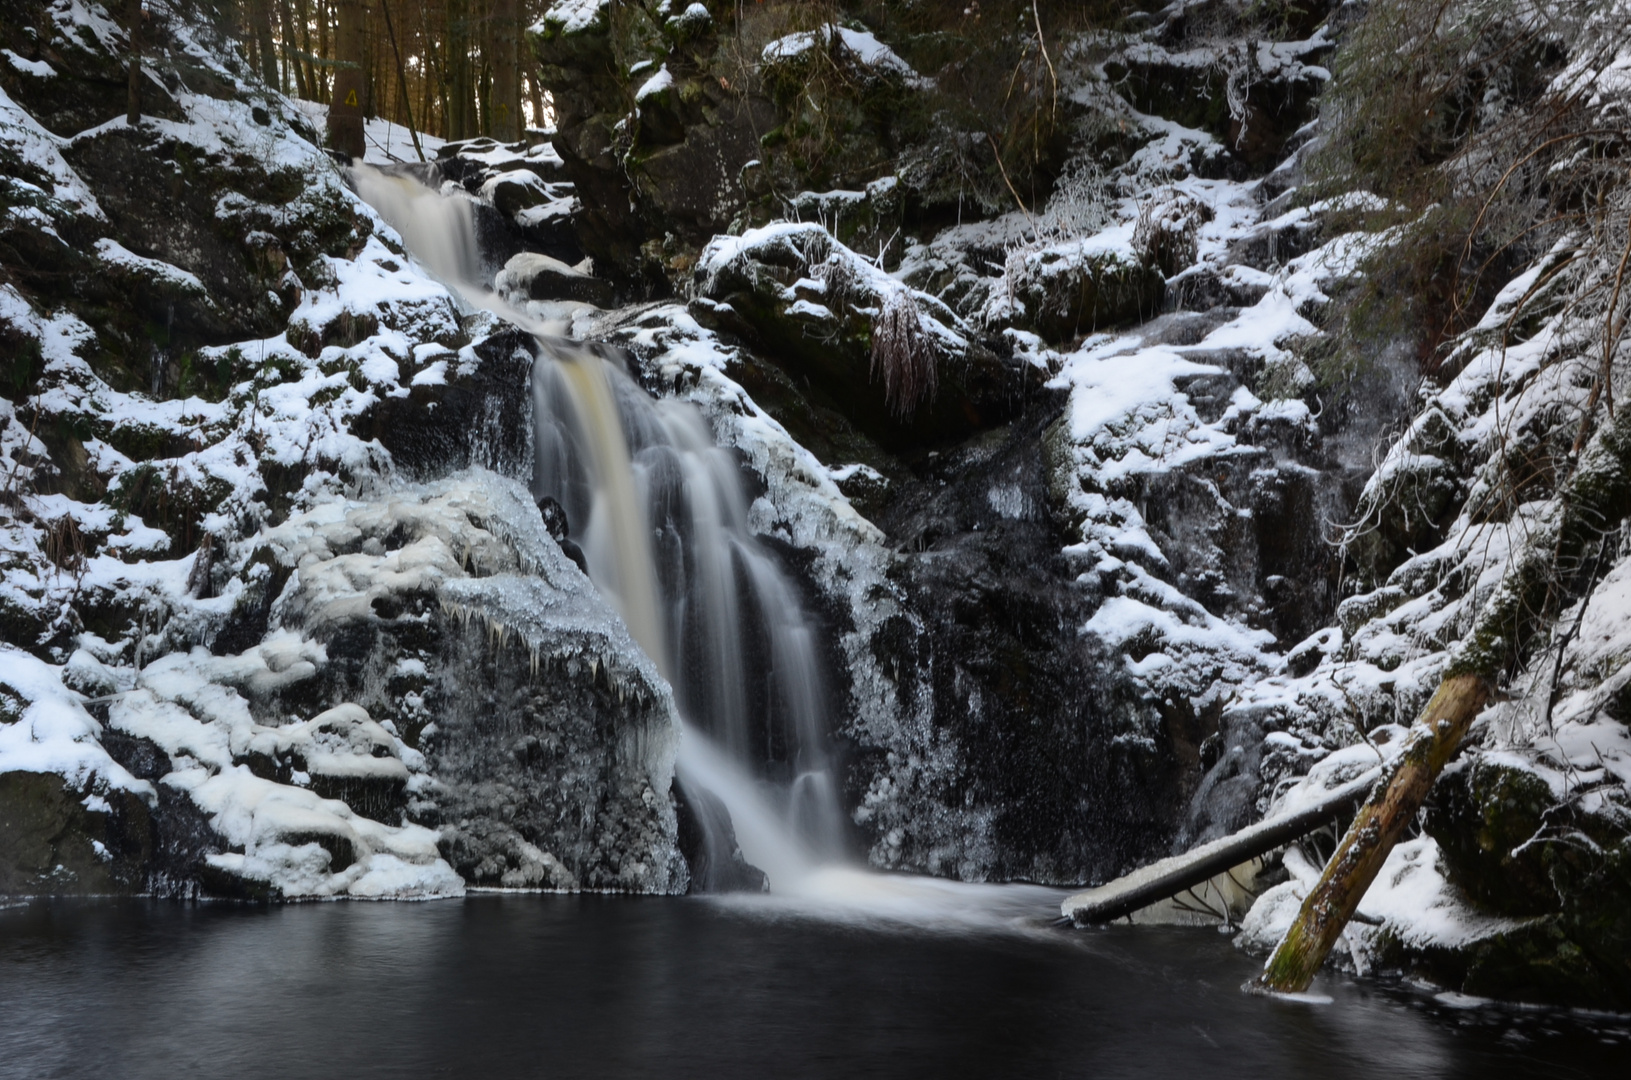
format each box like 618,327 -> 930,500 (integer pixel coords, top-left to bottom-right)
352,165 -> 846,891
530,334 -> 850,884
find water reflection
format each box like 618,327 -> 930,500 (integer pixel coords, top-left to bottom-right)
0,898 -> 1623,1079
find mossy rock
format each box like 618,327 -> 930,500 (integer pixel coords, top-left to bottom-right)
1013,248 -> 1167,342
1423,757 -> 1631,1007
106,462 -> 232,553
0,771 -> 153,896
1426,758 -> 1559,915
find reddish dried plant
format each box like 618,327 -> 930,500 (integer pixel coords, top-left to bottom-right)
870,288 -> 938,420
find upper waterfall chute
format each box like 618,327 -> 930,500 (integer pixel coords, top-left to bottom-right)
350,166 -> 482,297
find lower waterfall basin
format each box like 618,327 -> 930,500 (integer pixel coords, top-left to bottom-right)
1,890 -> 1624,1079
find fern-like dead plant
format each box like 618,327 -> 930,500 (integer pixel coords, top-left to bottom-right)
870,287 -> 938,420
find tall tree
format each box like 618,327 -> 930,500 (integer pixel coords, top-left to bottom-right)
278,0 -> 309,98
329,0 -> 367,158
315,0 -> 331,101
489,0 -> 519,141
247,0 -> 279,86
379,0 -> 426,159
447,0 -> 473,139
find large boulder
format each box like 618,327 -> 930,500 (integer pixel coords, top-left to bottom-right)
0,473 -> 690,899
692,222 -> 1047,454
1419,756 -> 1631,1007
496,252 -> 614,306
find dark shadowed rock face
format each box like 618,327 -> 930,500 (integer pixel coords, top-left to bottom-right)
422,614 -> 685,893
691,224 -> 1051,455
0,771 -> 152,895
829,406 -> 1215,883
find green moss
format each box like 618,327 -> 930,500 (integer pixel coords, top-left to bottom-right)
106,463 -> 233,552
1423,758 -> 1631,1007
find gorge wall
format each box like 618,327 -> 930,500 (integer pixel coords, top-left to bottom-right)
2,0 -> 1629,1009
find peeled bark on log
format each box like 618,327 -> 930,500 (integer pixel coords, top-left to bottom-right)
1255,397 -> 1631,994
1256,675 -> 1490,992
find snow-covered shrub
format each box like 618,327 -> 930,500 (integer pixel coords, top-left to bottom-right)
1037,160 -> 1117,243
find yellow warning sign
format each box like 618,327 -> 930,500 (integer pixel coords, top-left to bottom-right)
345,89 -> 358,106
496,103 -> 508,118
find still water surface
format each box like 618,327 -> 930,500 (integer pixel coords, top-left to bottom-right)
0,892 -> 1624,1079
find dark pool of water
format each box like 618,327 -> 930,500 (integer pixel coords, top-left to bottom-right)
0,894 -> 1625,1079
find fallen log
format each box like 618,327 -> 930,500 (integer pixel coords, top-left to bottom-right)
1061,766 -> 1382,925
1255,396 -> 1631,994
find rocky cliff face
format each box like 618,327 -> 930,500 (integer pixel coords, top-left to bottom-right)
0,0 -> 683,900
3,0 -> 1629,1010
535,0 -> 1362,884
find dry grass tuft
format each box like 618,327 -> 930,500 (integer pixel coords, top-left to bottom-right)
870,288 -> 939,420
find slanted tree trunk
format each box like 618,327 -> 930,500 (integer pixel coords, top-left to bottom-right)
328,0 -> 367,159
125,0 -> 142,125
379,0 -> 425,160
1256,398 -> 1631,994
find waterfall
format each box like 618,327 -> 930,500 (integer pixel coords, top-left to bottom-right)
352,165 -> 846,891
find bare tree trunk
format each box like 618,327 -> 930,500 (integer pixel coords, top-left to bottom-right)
279,0 -> 310,98
1256,398 -> 1631,994
249,0 -> 279,87
328,0 -> 366,158
312,0 -> 328,100
417,0 -> 446,138
447,0 -> 471,139
489,0 -> 518,141
125,0 -> 142,125
527,67 -> 545,131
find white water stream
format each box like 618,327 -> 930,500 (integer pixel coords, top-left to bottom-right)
352,166 -> 1064,926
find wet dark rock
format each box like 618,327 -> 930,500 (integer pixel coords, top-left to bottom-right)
674,781 -> 768,893
0,771 -> 153,895
1103,38 -> 1331,177
1175,708 -> 1268,847
497,252 -> 614,306
355,329 -> 535,481
841,408 -> 1205,882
